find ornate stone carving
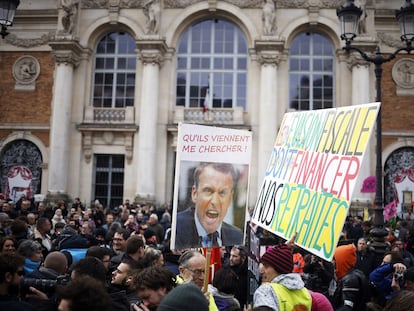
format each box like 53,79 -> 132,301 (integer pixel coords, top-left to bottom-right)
262,0 -> 276,36
346,53 -> 370,70
164,0 -> 202,8
143,0 -> 161,34
136,38 -> 168,65
277,0 -> 342,9
13,56 -> 41,91
49,41 -> 85,67
164,0 -> 262,9
392,58 -> 414,96
4,33 -> 53,48
81,0 -> 109,9
61,0 -> 79,35
377,32 -> 406,49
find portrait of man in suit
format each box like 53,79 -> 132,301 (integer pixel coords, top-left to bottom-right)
174,162 -> 244,249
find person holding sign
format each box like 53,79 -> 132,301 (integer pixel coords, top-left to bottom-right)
253,244 -> 312,310
175,162 -> 243,249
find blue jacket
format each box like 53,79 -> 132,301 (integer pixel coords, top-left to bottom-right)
369,263 -> 395,300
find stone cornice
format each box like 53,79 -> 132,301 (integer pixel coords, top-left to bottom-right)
254,38 -> 285,65
80,0 -> 344,9
49,40 -> 85,67
136,37 -> 168,65
4,33 -> 54,48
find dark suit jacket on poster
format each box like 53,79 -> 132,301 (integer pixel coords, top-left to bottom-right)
175,207 -> 243,249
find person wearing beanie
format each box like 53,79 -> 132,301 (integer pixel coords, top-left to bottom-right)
309,290 -> 334,311
253,244 -> 312,311
157,283 -> 209,311
332,244 -> 371,311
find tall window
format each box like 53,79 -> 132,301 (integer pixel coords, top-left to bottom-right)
93,155 -> 124,209
93,32 -> 136,108
289,32 -> 334,110
176,19 -> 248,110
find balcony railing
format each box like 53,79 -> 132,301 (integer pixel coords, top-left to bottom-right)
83,106 -> 135,123
82,106 -> 245,126
173,106 -> 244,125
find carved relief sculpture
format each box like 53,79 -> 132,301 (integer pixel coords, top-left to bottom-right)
262,0 -> 276,36
61,0 -> 79,35
355,0 -> 367,34
143,0 -> 161,34
392,58 -> 414,96
13,55 -> 40,91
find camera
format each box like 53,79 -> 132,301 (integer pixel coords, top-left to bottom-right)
394,272 -> 404,281
21,274 -> 70,294
132,300 -> 143,309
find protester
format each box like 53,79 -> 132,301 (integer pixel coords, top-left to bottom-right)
208,266 -> 240,311
17,240 -> 43,273
253,244 -> 312,310
157,283 -> 209,311
369,251 -> 407,304
133,265 -> 177,311
178,250 -> 219,311
332,244 -> 371,311
228,245 -> 248,307
355,237 -> 376,278
56,275 -> 110,311
110,259 -> 142,306
0,253 -> 47,310
0,236 -> 17,254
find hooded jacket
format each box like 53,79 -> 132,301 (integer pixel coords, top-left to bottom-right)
253,273 -> 310,311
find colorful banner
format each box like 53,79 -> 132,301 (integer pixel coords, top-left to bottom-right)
251,103 -> 380,261
171,123 -> 252,250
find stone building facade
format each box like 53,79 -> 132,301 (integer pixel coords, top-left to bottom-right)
0,0 -> 413,216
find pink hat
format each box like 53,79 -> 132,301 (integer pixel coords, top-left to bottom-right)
309,291 -> 334,311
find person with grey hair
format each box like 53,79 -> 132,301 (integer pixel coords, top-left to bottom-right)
147,213 -> 165,244
17,240 -> 43,273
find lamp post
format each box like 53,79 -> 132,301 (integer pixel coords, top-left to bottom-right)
0,0 -> 20,38
337,0 -> 414,265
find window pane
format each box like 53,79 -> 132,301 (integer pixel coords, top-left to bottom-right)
93,155 -> 124,209
93,32 -> 136,108
289,32 -> 334,110
175,19 -> 247,110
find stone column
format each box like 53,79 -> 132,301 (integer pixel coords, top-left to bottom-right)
255,39 -> 284,184
135,38 -> 167,203
349,54 -> 373,203
47,41 -> 83,198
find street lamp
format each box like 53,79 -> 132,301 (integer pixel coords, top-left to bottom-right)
0,0 -> 20,39
337,0 -> 414,264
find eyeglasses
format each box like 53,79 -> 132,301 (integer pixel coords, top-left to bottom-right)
186,268 -> 205,275
16,270 -> 25,276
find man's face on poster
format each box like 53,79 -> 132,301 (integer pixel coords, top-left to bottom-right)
192,165 -> 233,234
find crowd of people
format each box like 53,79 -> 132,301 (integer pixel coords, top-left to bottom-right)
1,195 -> 414,311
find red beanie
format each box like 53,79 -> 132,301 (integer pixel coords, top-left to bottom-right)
261,244 -> 293,274
334,244 -> 356,280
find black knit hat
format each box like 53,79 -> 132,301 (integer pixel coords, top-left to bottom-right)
260,244 -> 293,274
157,283 -> 208,311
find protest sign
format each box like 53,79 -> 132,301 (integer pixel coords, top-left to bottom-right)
171,123 -> 253,250
251,103 -> 380,261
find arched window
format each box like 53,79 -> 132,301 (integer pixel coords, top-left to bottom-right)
176,19 -> 248,110
93,32 -> 136,108
289,32 -> 335,110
